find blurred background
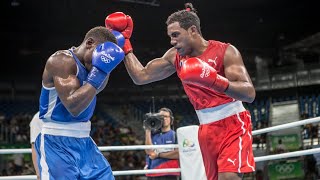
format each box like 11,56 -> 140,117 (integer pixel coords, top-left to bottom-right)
1,0 -> 320,179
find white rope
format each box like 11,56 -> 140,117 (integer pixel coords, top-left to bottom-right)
113,168 -> 181,176
0,148 -> 31,154
2,116 -> 320,154
252,116 -> 320,135
1,148 -> 319,179
99,144 -> 178,151
0,175 -> 35,180
2,115 -> 320,155
1,117 -> 320,179
0,169 -> 181,179
255,147 -> 320,162
0,145 -> 179,154
1,143 -> 320,179
1,147 -> 320,179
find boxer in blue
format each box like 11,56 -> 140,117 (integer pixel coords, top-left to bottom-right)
35,26 -> 124,179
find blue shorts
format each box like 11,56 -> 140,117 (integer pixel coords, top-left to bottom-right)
35,122 -> 114,180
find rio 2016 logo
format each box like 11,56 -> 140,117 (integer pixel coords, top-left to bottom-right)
183,139 -> 195,148
182,139 -> 196,156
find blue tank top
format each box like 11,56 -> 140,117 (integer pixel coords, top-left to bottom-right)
148,130 -> 178,169
39,49 -> 97,122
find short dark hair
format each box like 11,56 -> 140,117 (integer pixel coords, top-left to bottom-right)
84,26 -> 117,44
158,107 -> 173,116
166,3 -> 202,35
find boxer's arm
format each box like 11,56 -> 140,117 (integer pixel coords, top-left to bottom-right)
223,45 -> 256,103
43,52 -> 97,116
124,48 -> 176,85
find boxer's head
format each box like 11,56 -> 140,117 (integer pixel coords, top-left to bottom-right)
81,26 -> 117,70
166,3 -> 201,36
166,3 -> 202,56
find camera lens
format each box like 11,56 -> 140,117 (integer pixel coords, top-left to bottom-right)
151,120 -> 155,127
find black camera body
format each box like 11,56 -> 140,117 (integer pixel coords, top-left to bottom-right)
143,112 -> 164,131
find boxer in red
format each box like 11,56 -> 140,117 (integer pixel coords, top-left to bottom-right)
106,3 -> 256,180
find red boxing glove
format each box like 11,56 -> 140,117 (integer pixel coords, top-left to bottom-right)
122,15 -> 133,54
105,12 -> 128,32
105,12 -> 133,54
179,57 -> 229,93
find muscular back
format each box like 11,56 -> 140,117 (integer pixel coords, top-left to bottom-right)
39,49 -> 97,121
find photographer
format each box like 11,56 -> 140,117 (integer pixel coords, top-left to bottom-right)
143,107 -> 180,180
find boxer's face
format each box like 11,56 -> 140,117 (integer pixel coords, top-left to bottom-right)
167,22 -> 193,56
84,44 -> 99,71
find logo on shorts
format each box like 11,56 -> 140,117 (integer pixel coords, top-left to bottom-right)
227,158 -> 236,166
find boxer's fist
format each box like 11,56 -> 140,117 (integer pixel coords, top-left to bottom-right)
179,57 -> 229,92
105,12 -> 133,39
105,12 -> 128,32
87,42 -> 125,90
121,14 -> 133,39
92,42 -> 124,73
105,12 -> 133,54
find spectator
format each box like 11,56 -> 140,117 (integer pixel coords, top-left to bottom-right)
144,107 -> 180,180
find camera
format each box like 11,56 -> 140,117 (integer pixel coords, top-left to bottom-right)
143,112 -> 164,131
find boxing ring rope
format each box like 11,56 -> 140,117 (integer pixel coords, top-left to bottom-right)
1,145 -> 320,180
2,116 -> 320,155
0,169 -> 183,180
1,116 -> 320,179
252,116 -> 320,135
0,144 -> 179,155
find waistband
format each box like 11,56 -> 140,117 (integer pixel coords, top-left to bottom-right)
42,120 -> 91,138
196,101 -> 246,125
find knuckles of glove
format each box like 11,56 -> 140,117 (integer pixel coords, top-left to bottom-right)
105,12 -> 128,32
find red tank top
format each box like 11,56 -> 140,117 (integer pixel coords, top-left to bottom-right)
175,40 -> 234,110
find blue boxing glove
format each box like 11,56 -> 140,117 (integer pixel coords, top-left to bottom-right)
112,30 -> 125,48
87,42 -> 125,90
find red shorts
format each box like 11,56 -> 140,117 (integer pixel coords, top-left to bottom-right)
198,110 -> 255,180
